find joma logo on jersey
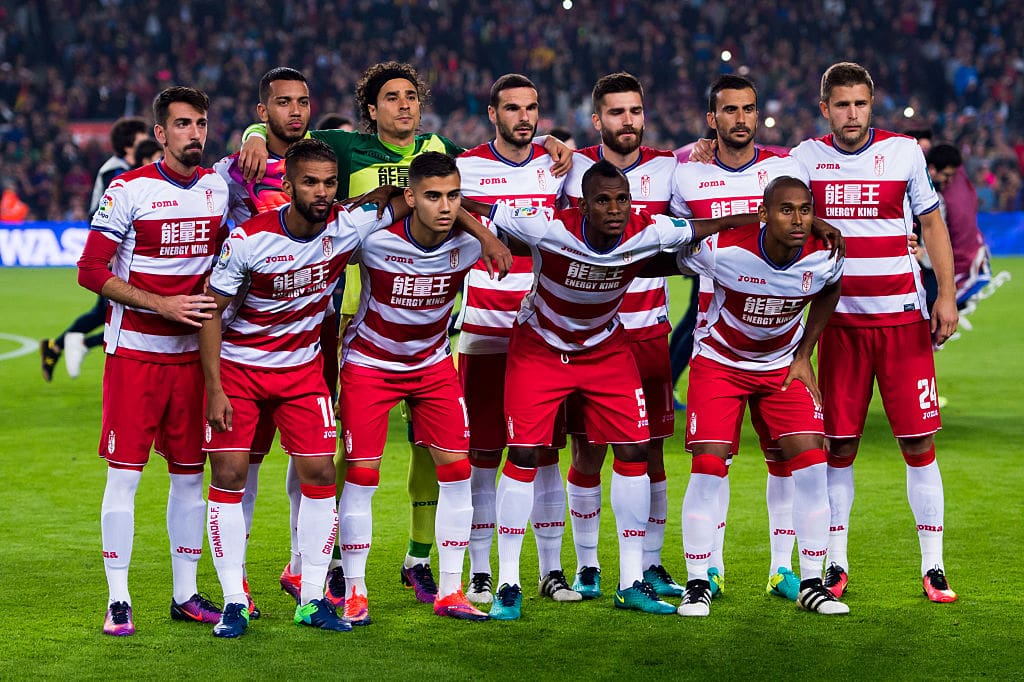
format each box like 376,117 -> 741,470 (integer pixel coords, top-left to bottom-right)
738,275 -> 767,284
151,200 -> 179,208
698,180 -> 725,189
479,177 -> 507,185
386,255 -> 414,264
264,255 -> 295,263
816,163 -> 841,170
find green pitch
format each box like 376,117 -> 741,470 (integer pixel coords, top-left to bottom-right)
0,261 -> 1021,679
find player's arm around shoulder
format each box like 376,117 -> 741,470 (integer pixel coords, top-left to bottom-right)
454,205 -> 512,279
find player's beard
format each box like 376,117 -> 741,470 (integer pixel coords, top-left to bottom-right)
293,196 -> 332,225
268,117 -> 308,145
834,122 -> 869,149
497,120 -> 536,149
173,144 -> 203,169
718,125 -> 754,151
602,125 -> 643,156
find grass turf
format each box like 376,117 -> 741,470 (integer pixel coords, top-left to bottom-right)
0,260 -> 1021,679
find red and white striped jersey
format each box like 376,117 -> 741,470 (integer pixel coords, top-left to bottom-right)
679,224 -> 843,372
210,203 -> 392,370
488,202 -> 695,352
90,161 -> 229,363
455,142 -> 564,354
790,129 -> 938,327
562,146 -> 678,339
343,219 -> 481,372
671,148 -> 808,338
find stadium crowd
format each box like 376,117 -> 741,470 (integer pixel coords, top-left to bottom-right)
1,0 -> 1023,220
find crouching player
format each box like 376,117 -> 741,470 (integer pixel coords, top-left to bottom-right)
462,160 -> 757,619
336,152 -> 511,624
672,177 -> 848,616
199,140 -> 408,637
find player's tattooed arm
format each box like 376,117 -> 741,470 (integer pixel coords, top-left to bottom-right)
783,280 -> 841,406
199,292 -> 235,432
810,217 -> 845,259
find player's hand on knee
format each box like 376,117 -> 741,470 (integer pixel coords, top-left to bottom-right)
206,390 -> 233,432
158,294 -> 217,327
782,357 -> 821,408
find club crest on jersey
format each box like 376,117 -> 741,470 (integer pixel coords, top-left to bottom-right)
206,188 -> 215,212
802,271 -> 813,292
874,155 -> 885,177
758,169 -> 768,190
641,174 -> 651,198
344,429 -> 353,454
450,248 -> 460,268
537,168 -> 547,191
622,250 -> 633,263
688,413 -> 697,436
322,236 -> 333,258
107,430 -> 116,455
216,241 -> 231,268
204,424 -> 212,443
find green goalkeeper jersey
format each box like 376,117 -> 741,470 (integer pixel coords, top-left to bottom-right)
242,124 -> 463,197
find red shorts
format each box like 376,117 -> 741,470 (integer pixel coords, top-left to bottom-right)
460,352 -> 566,451
204,360 -> 336,457
566,333 -> 674,440
505,325 -> 649,447
339,359 -> 469,461
99,354 -> 205,469
249,414 -> 277,462
685,355 -> 823,452
819,321 -> 942,439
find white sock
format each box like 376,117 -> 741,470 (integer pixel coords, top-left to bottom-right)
642,477 -> 668,569
241,462 -> 260,577
495,465 -> 534,589
906,456 -> 945,574
567,474 -> 602,573
468,463 -> 498,576
790,457 -> 829,582
167,472 -> 205,604
101,467 -> 141,605
826,463 -> 855,569
766,466 -> 795,574
610,464 -> 650,590
338,481 -> 376,596
531,462 -> 566,577
710,471 -> 730,576
682,458 -> 726,582
286,457 -> 302,574
298,486 -> 338,605
436,476 -> 473,598
207,486 -> 247,606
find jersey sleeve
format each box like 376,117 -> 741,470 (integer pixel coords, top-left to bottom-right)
487,201 -> 551,243
669,165 -> 694,218
826,252 -> 845,286
209,229 -> 251,298
907,144 -> 941,216
675,235 -> 717,279
89,179 -> 134,241
651,213 -> 696,251
337,202 -> 397,243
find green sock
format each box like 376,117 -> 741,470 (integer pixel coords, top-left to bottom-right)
407,443 -> 438,557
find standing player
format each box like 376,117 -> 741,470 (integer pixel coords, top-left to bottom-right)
240,62 -> 572,602
212,67 -> 318,612
463,161 -> 757,619
200,140 -> 405,637
42,116 -> 149,381
560,72 -> 683,599
455,74 -> 578,605
671,74 -> 812,602
673,177 -> 847,617
77,87 -> 228,636
336,152 -> 509,624
790,62 -> 959,602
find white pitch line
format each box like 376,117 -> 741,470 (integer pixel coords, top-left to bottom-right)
0,332 -> 38,361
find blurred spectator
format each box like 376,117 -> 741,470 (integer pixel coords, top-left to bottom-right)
0,0 -> 1022,218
